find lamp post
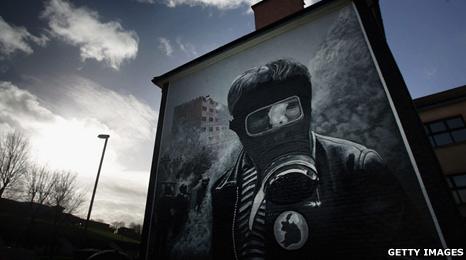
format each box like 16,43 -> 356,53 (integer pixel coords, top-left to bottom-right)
84,134 -> 110,232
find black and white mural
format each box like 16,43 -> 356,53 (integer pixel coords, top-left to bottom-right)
151,2 -> 443,259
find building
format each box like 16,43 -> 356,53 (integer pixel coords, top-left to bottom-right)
116,227 -> 141,241
142,0 -> 466,258
171,95 -> 232,146
414,85 -> 466,219
87,219 -> 112,231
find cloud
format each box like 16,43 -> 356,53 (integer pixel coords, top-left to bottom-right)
423,66 -> 438,79
161,0 -> 317,10
0,79 -> 156,224
176,37 -> 198,57
134,0 -> 156,3
0,16 -> 49,58
57,76 -> 157,171
0,82 -> 54,123
163,0 -> 259,9
158,37 -> 174,56
158,36 -> 198,57
41,0 -> 139,70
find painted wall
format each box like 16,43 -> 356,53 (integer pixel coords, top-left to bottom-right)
150,2 -> 443,259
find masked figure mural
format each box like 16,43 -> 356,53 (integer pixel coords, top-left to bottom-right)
211,59 -> 410,259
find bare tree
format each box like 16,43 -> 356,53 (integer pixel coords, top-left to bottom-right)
0,131 -> 29,198
64,189 -> 85,215
111,221 -> 126,230
129,222 -> 142,235
24,164 -> 56,204
50,170 -> 84,214
45,171 -> 84,258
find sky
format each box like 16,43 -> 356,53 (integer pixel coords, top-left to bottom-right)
0,0 -> 465,225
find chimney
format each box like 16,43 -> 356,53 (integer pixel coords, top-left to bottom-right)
252,0 -> 305,30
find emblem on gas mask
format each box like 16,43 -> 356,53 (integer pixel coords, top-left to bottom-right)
273,210 -> 309,250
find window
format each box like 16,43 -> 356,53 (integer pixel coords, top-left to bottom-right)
209,127 -> 213,132
202,106 -> 207,111
209,108 -> 214,112
209,117 -> 213,122
424,116 -> 466,147
215,118 -> 218,122
446,173 -> 466,205
201,116 -> 206,121
201,127 -> 206,132
216,127 -> 219,131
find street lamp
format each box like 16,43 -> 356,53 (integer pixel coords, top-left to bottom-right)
85,134 -> 110,232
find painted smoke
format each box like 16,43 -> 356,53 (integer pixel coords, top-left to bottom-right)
155,98 -> 240,259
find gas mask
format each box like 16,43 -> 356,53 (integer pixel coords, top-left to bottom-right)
230,91 -> 320,230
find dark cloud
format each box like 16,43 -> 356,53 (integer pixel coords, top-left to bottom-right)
0,81 -> 54,133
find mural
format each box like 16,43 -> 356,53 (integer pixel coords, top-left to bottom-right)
151,3 -> 442,259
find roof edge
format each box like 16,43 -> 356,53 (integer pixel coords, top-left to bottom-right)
251,0 -> 270,9
413,85 -> 466,109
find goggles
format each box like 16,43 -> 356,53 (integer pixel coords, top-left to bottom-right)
244,96 -> 303,136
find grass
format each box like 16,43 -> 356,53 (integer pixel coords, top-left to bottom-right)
86,227 -> 140,244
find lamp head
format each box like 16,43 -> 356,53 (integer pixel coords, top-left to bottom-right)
98,134 -> 110,139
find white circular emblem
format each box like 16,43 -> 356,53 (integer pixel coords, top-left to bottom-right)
273,211 -> 309,250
